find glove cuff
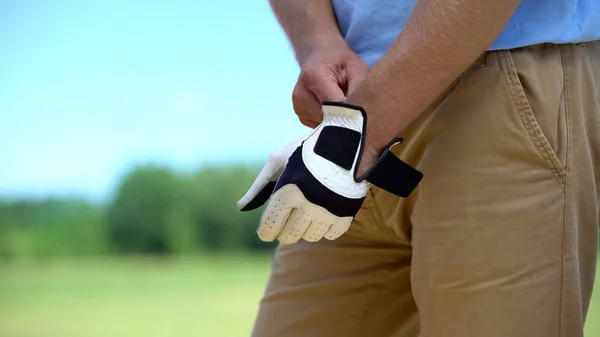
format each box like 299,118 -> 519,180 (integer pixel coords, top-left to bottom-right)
319,101 -> 423,198
359,138 -> 423,197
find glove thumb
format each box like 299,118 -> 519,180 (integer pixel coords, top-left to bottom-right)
237,159 -> 282,211
237,131 -> 312,211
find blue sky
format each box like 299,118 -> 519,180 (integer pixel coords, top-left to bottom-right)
0,0 -> 308,201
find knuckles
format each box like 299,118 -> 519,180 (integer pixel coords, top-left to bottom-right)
299,118 -> 319,128
291,85 -> 303,103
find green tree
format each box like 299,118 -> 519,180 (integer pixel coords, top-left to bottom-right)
190,164 -> 276,251
106,165 -> 195,254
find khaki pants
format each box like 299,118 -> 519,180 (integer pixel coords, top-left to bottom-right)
252,42 -> 600,337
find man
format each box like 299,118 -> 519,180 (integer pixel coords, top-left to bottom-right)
241,0 -> 600,336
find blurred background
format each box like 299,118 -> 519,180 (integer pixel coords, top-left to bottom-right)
0,1 -> 598,336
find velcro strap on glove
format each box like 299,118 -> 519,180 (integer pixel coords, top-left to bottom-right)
360,139 -> 423,197
314,125 -> 361,170
315,101 -> 423,198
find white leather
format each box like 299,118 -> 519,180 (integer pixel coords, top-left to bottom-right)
256,184 -> 353,244
236,132 -> 311,211
252,105 -> 368,244
301,104 -> 369,199
241,104 -> 372,244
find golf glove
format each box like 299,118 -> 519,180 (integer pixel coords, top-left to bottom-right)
237,101 -> 423,244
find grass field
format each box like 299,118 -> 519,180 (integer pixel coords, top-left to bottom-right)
0,256 -> 598,337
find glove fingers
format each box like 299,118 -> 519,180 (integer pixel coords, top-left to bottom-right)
298,197 -> 343,242
324,217 -> 353,240
257,199 -> 293,242
256,183 -> 350,243
302,218 -> 333,242
277,208 -> 312,244
273,186 -> 336,243
256,184 -> 304,242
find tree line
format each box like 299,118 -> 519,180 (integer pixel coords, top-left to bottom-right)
0,163 -> 276,259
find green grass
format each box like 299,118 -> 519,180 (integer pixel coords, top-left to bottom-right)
0,256 -> 598,337
0,256 -> 272,337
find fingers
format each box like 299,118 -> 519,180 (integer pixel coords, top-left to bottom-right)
304,69 -> 346,103
257,184 -> 347,244
293,68 -> 346,127
257,192 -> 294,242
345,61 -> 369,96
292,83 -> 323,127
257,184 -> 307,242
301,219 -> 333,243
276,208 -> 312,244
300,118 -> 320,129
324,217 -> 352,240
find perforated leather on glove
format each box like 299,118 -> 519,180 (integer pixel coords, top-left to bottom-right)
237,101 -> 423,244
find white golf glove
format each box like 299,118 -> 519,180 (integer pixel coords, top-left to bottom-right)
237,102 -> 423,244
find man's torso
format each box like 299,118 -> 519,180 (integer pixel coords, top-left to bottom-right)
332,0 -> 600,67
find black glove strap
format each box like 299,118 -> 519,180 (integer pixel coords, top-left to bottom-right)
314,125 -> 361,170
361,139 -> 423,198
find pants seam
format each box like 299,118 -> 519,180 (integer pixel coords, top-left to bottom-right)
557,44 -> 572,337
498,50 -> 567,193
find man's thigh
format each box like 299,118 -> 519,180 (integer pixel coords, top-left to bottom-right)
397,44 -> 599,337
251,192 -> 419,337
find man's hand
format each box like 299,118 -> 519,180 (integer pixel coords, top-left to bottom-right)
293,44 -> 368,128
268,0 -> 367,127
238,102 -> 423,244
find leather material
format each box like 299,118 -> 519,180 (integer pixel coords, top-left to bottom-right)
275,145 -> 365,218
238,102 -> 423,244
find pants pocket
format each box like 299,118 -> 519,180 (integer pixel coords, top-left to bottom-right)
498,48 -> 568,186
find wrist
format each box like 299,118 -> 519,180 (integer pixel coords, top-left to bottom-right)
296,35 -> 349,67
345,90 -> 399,153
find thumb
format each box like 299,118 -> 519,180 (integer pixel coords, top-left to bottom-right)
345,63 -> 369,96
307,71 -> 346,103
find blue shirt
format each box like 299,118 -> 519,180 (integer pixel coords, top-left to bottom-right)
332,0 -> 600,67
